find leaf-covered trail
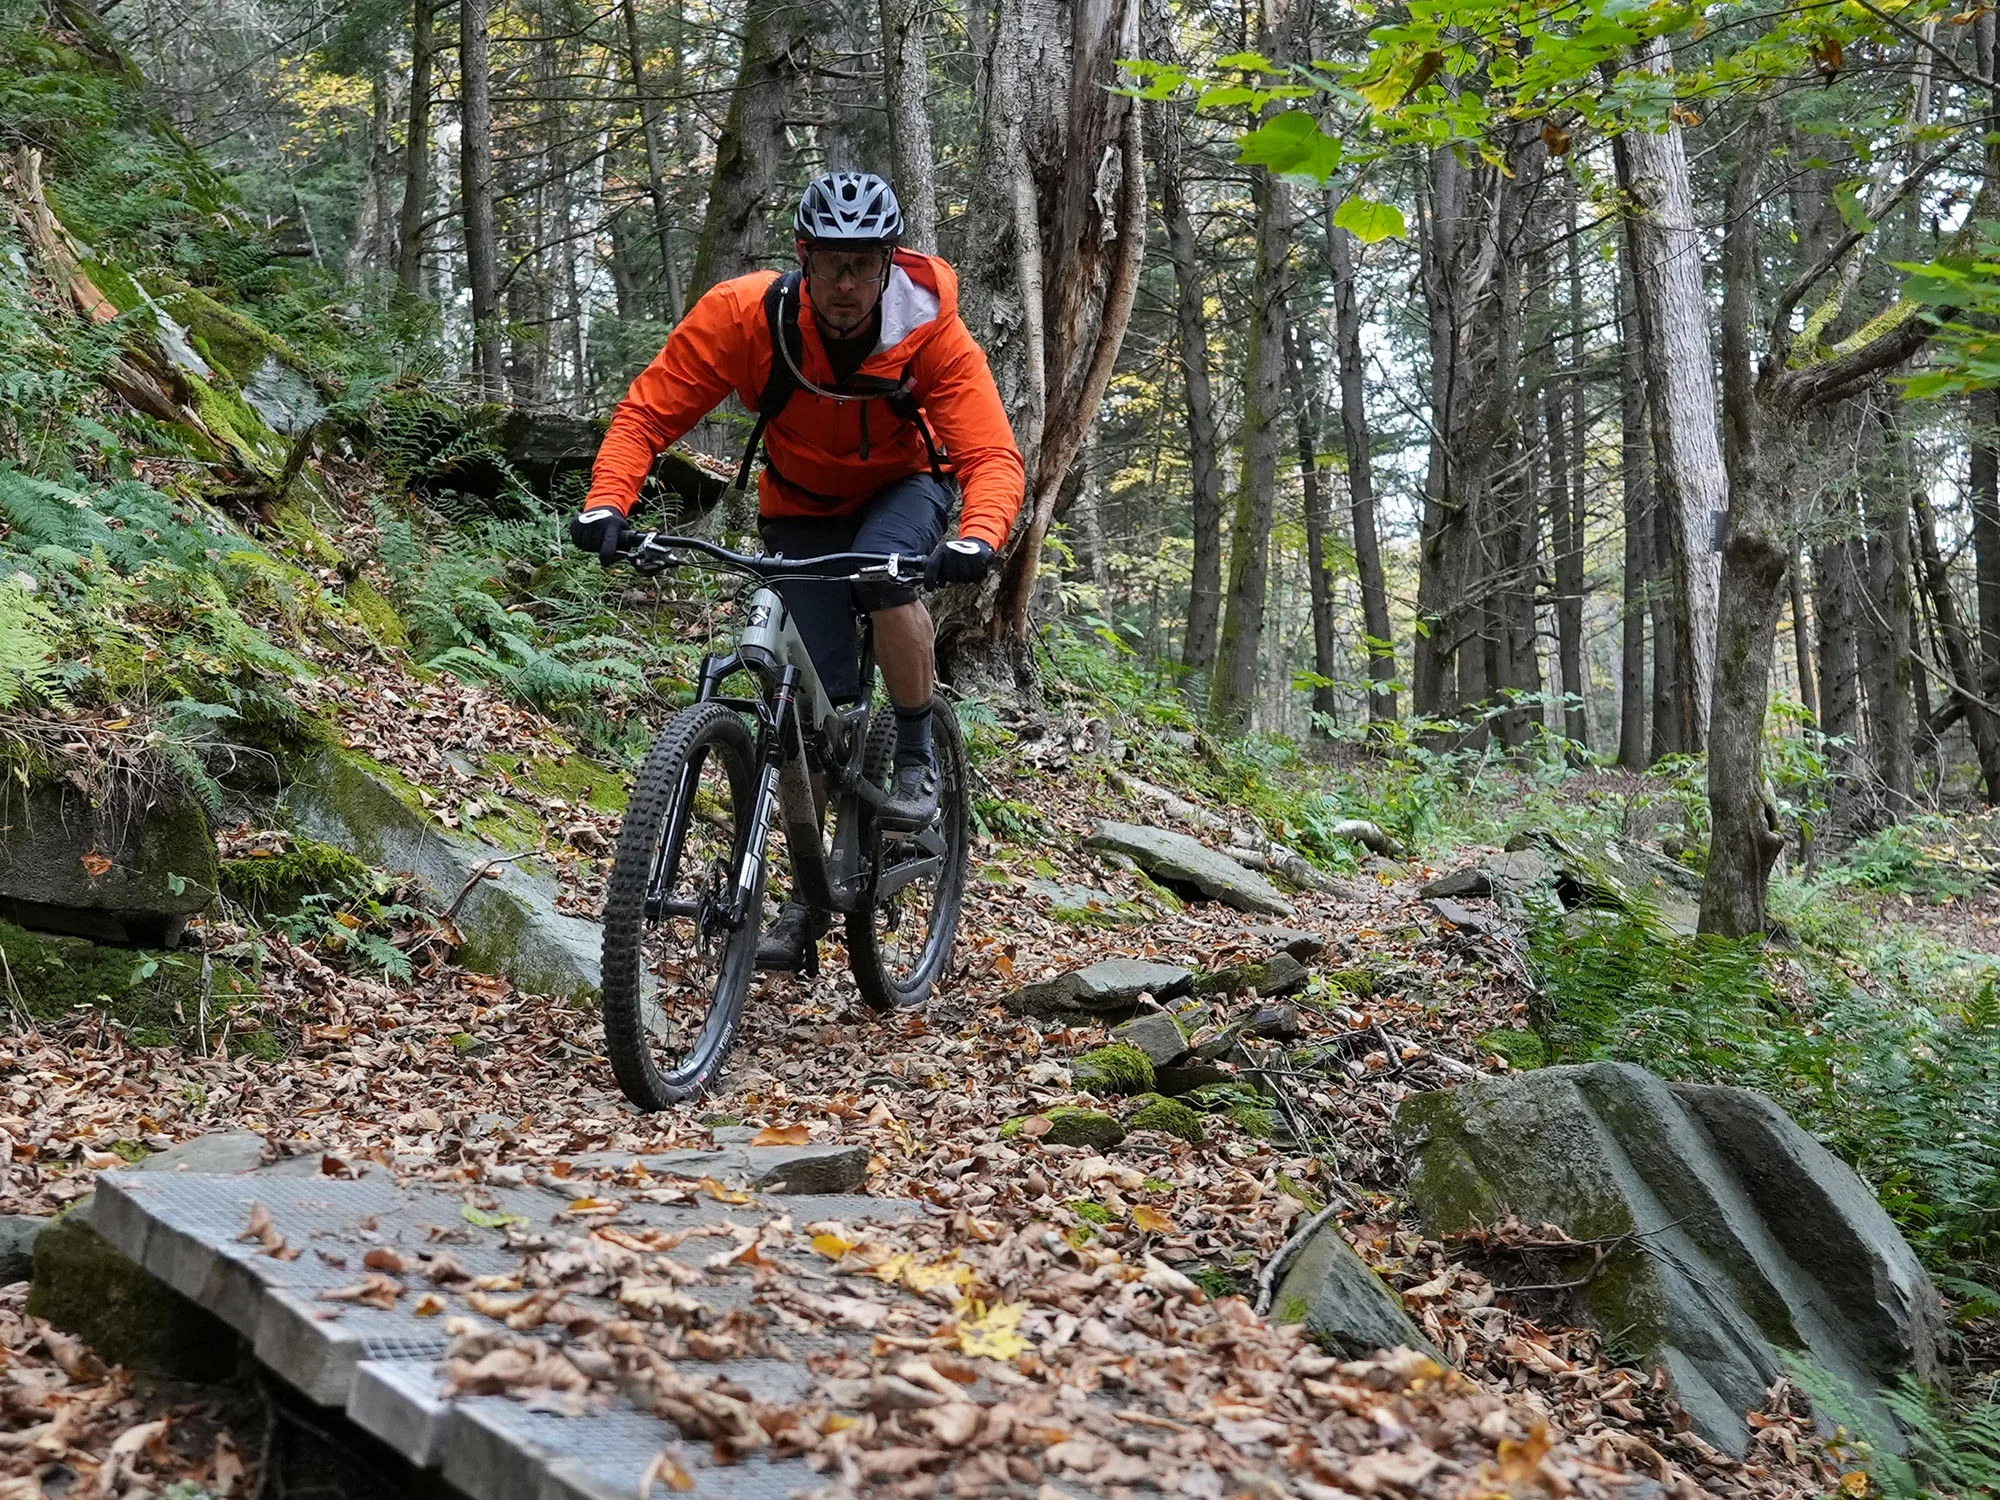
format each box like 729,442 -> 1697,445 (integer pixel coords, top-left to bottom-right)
0,665 -> 1844,1497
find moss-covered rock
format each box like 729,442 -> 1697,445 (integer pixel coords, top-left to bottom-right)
0,919 -> 256,1040
1124,1093 -> 1205,1143
1073,1043 -> 1157,1096
1000,1108 -> 1126,1150
0,777 -> 217,945
1476,1028 -> 1546,1070
28,1204 -> 238,1379
218,837 -> 372,916
342,577 -> 412,652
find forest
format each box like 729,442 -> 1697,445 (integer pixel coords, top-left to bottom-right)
4,0 -> 2000,1490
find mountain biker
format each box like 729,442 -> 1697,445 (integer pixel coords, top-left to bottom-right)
570,171 -> 1025,973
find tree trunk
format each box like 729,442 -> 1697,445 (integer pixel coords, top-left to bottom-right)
1973,388 -> 2000,711
1651,495 -> 1681,758
1286,310 -> 1338,730
1614,36 -> 1725,750
1861,465 -> 1915,813
1554,174 -> 1586,748
460,0 -> 503,393
946,0 -> 1147,683
1212,159 -> 1291,736
1153,93 -> 1224,689
396,0 -> 433,296
689,0 -> 809,297
1815,526 -> 1866,834
1789,539 -> 1818,723
1329,213 -> 1394,723
881,0 -> 939,252
1913,489 -> 2000,798
621,0 -> 684,321
1617,263 -> 1652,769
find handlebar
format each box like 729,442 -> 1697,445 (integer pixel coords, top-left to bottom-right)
617,531 -> 930,586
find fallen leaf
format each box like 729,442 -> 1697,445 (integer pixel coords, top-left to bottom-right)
697,1177 -> 751,1205
1019,1115 -> 1053,1139
1131,1205 -> 1175,1233
641,1450 -> 697,1494
364,1247 -> 408,1273
751,1123 -> 810,1146
811,1231 -> 857,1258
413,1292 -> 447,1316
318,1275 -> 404,1310
956,1299 -> 1029,1360
462,1204 -> 529,1229
80,852 -> 112,878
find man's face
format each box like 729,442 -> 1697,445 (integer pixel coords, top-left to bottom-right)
801,240 -> 892,335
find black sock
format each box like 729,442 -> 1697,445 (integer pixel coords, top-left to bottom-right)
893,702 -> 933,767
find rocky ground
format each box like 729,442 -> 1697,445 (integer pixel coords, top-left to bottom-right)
0,641 -> 1866,1499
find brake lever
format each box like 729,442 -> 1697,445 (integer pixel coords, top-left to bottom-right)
630,533 -> 682,577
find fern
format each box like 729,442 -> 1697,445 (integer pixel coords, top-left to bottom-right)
0,576 -> 66,708
1785,1357 -> 2000,1500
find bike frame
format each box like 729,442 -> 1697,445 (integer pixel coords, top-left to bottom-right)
644,567 -> 944,944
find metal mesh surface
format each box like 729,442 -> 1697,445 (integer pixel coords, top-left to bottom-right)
91,1170 -> 918,1499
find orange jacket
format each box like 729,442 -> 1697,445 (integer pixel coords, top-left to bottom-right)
584,251 -> 1026,551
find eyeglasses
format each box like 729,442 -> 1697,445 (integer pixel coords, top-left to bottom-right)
804,247 -> 892,285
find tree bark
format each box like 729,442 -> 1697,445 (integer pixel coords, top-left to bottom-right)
396,0 -> 433,296
1329,213 -> 1394,723
1789,539 -> 1818,723
1614,36 -> 1725,751
690,0 -> 809,297
881,0 -> 939,252
622,0 -> 684,321
1617,264 -> 1652,769
1153,96 -> 1224,688
1554,173 -> 1586,748
1286,310 -> 1339,730
1815,525 -> 1866,834
1913,489 -> 2000,798
1861,454 -> 1915,812
1212,159 -> 1291,736
460,0 -> 503,393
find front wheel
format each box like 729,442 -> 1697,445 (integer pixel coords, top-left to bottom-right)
846,696 -> 970,1011
601,701 -> 764,1109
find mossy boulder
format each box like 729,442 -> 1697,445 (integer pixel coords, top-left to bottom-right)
283,747 -> 604,997
1396,1063 -> 1943,1456
1195,951 -> 1309,999
1272,1220 -> 1442,1361
0,777 -> 217,945
1072,1043 -> 1157,1096
1000,1108 -> 1125,1150
218,837 -> 372,917
28,1203 -> 238,1379
0,920 -> 255,1043
1124,1094 -> 1205,1144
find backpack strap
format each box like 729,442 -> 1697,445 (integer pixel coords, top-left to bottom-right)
733,270 -> 804,493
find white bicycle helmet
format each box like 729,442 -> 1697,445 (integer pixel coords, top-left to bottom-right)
795,172 -> 903,243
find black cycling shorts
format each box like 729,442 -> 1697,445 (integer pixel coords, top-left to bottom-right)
757,472 -> 954,704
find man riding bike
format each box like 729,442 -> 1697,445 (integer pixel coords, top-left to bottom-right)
570,171 -> 1025,975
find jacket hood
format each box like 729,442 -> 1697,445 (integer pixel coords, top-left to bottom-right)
800,250 -> 960,360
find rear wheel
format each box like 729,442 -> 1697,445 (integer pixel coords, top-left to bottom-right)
846,696 -> 969,1011
601,702 -> 763,1109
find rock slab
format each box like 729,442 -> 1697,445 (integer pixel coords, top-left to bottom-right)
0,779 -> 217,945
1274,1221 -> 1443,1361
1395,1062 -> 1943,1455
286,748 -> 602,997
0,1214 -> 45,1284
1110,1011 -> 1189,1067
1084,822 -> 1295,916
1005,957 -> 1195,1018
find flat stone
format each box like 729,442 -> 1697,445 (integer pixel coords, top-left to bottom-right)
1274,1221 -> 1443,1361
0,1214 -> 45,1283
1110,1011 -> 1189,1068
1395,1063 -> 1943,1456
1083,822 -> 1294,917
1155,1061 -> 1237,1096
134,1129 -> 269,1175
1245,1003 -> 1301,1041
1197,951 -> 1309,998
564,1142 -> 870,1195
1248,925 -> 1326,960
1005,957 -> 1195,1018
1420,849 -> 1556,903
0,779 -> 217,945
1508,830 -> 1701,936
286,748 -> 604,997
29,1204 -> 238,1379
1427,897 -> 1503,935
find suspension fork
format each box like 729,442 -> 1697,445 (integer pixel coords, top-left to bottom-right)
730,667 -> 798,927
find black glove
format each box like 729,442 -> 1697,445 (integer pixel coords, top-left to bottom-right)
926,537 -> 995,587
569,507 -> 628,566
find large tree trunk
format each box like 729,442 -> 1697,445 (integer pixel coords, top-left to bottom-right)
460,0 -> 503,392
944,0 -> 1146,685
1861,452 -> 1916,812
1615,36 -> 1725,750
1212,160 -> 1291,736
1286,311 -> 1339,730
621,0 -> 685,321
1553,175 -> 1586,748
689,0 -> 809,296
396,0 -> 434,296
1412,129 -> 1543,738
1789,541 -> 1818,723
1329,213 -> 1394,723
881,0 -> 939,252
1154,94 -> 1224,689
1617,264 -> 1652,769
1815,525 -> 1866,834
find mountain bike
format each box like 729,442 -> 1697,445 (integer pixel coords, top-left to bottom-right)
597,531 -> 970,1110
